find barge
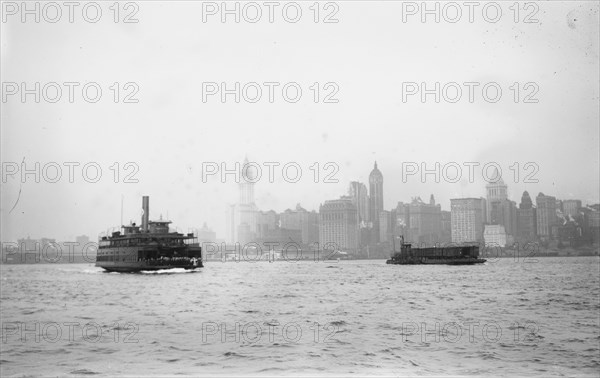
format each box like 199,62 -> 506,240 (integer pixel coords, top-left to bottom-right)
95,196 -> 203,272
386,237 -> 486,265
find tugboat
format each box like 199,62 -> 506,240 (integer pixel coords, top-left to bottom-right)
386,236 -> 485,265
95,196 -> 203,272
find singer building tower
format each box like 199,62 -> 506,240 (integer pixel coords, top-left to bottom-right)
369,161 -> 384,243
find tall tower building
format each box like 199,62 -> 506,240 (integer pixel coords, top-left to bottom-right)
239,157 -> 256,205
226,157 -> 259,245
485,168 -> 517,240
369,162 -> 384,243
486,168 -> 508,223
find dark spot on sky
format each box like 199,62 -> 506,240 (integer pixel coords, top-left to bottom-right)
567,11 -> 578,29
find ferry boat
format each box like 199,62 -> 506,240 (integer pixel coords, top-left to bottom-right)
386,237 -> 485,265
95,196 -> 203,272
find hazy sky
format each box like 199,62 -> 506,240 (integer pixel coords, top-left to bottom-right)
2,1 -> 599,241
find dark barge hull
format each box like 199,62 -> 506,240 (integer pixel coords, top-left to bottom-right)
387,241 -> 485,265
386,258 -> 486,265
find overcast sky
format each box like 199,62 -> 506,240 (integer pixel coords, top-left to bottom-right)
1,1 -> 599,241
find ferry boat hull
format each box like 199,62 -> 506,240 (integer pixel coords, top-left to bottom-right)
95,196 -> 203,273
98,261 -> 202,273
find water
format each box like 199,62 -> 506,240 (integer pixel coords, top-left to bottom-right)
1,257 -> 599,377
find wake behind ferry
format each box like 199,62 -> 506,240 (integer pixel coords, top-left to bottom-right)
95,196 -> 203,272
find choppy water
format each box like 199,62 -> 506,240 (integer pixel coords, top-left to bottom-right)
1,257 -> 599,377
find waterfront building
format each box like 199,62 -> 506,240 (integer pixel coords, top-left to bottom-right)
484,224 -> 508,247
279,204 -> 319,245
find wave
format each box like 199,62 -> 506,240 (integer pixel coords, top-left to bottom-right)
140,268 -> 195,274
223,351 -> 246,358
81,267 -> 105,274
70,369 -> 100,375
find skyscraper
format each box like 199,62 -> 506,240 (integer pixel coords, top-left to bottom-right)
279,204 -> 319,245
348,181 -> 369,224
225,157 -> 259,244
450,198 -> 485,243
516,191 -> 537,243
486,168 -> 516,240
485,168 -> 508,221
536,193 -> 558,239
319,197 -> 359,253
369,162 -> 383,243
395,202 -> 410,237
562,200 -> 582,217
379,210 -> 391,243
441,210 -> 452,243
239,157 -> 256,205
408,196 -> 442,245
489,199 -> 518,238
256,210 -> 279,240
349,181 -> 370,248
587,206 -> 600,243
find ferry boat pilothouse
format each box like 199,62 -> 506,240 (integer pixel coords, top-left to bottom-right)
95,196 -> 203,272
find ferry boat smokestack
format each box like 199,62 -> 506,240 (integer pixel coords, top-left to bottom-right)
142,196 -> 149,232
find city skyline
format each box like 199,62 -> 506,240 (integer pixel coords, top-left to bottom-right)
214,157 -> 599,252
3,156 -> 599,243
